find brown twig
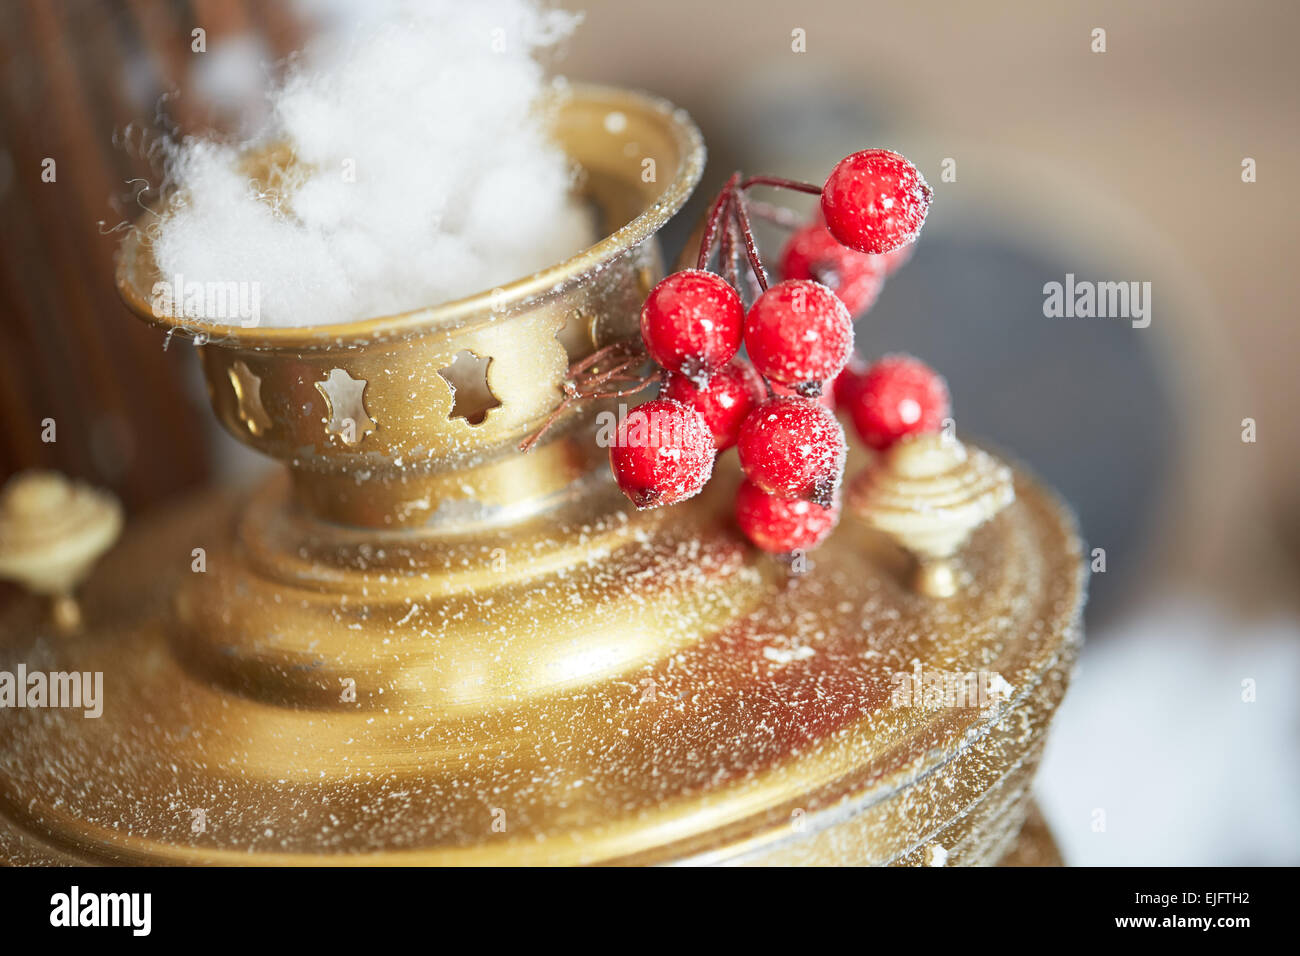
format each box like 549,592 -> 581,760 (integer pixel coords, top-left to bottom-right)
740,175 -> 823,196
518,340 -> 657,453
696,172 -> 741,271
731,188 -> 768,291
720,192 -> 740,290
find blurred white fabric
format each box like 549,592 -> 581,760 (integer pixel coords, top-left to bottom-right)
1037,595 -> 1300,865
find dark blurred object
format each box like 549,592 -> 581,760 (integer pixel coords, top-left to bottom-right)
0,0 -> 304,512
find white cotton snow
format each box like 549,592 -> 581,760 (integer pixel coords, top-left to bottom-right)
151,0 -> 593,328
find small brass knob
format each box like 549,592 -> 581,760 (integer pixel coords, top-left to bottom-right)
0,471 -> 123,630
849,434 -> 1014,597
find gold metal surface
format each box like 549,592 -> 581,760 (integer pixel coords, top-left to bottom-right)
0,86 -> 1084,865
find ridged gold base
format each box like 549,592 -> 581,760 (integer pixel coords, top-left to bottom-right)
0,449 -> 1082,866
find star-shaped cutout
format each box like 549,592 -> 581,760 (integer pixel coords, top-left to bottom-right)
437,350 -> 501,426
315,368 -> 375,446
228,360 -> 272,436
556,309 -> 595,363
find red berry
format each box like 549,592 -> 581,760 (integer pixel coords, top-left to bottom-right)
640,269 -> 743,380
743,279 -> 854,396
844,354 -> 950,450
821,149 -> 932,255
609,398 -> 715,509
831,353 -> 869,409
735,479 -> 841,553
808,207 -> 909,276
779,222 -> 885,315
661,359 -> 765,451
736,397 -> 846,503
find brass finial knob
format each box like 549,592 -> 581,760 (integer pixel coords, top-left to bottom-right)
848,433 -> 1014,597
0,471 -> 123,630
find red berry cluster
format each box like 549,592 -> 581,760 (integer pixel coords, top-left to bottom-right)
603,149 -> 942,553
777,215 -> 912,317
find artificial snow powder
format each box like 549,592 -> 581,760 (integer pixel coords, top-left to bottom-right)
151,0 -> 593,328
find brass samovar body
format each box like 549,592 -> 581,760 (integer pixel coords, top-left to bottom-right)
0,88 -> 1083,865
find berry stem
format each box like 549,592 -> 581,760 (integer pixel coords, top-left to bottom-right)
731,188 -> 769,291
740,175 -> 823,196
518,339 -> 655,453
719,191 -> 739,290
746,199 -> 806,230
599,371 -> 661,396
519,393 -> 577,454
696,172 -> 742,271
573,353 -> 646,392
567,338 -> 642,379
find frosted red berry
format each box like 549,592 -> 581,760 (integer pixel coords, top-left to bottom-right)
736,397 -> 846,503
661,358 -> 765,451
779,222 -> 886,315
821,149 -> 933,256
844,354 -> 950,450
831,353 -> 869,410
609,398 -> 715,509
808,206 -> 909,275
735,479 -> 841,553
640,269 -> 743,381
743,279 -> 854,396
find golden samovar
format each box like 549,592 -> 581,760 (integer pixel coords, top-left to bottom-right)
0,87 -> 1084,865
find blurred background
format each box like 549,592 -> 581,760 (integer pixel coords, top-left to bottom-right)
1,0 -> 1296,863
